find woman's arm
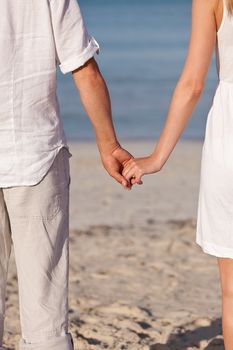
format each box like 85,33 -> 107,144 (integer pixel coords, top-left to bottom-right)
123,0 -> 219,184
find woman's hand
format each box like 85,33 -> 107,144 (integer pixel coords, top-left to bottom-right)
122,155 -> 162,185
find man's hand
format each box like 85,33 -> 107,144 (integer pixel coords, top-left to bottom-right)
72,58 -> 141,190
100,146 -> 135,190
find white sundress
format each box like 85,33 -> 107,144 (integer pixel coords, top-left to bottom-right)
196,0 -> 233,258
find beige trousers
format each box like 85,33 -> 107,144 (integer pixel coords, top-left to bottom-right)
0,147 -> 74,350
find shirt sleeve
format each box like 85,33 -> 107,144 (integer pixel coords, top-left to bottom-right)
49,0 -> 100,74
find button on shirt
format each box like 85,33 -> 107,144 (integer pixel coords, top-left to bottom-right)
0,0 -> 99,187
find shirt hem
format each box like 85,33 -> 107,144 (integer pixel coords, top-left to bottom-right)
0,145 -> 72,188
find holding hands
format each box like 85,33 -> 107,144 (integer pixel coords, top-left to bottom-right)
100,144 -> 162,190
122,154 -> 162,188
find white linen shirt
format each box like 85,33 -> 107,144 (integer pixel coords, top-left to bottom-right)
0,0 -> 99,187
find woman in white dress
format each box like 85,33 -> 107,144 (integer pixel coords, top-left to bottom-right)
122,0 -> 233,348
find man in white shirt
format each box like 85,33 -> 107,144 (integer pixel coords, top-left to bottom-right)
0,0 -> 135,349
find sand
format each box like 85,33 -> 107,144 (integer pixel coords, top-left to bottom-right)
3,140 -> 223,350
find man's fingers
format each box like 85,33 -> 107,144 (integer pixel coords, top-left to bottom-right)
111,170 -> 142,189
111,171 -> 131,189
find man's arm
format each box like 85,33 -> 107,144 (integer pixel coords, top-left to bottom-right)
72,57 -> 134,189
49,0 -> 135,188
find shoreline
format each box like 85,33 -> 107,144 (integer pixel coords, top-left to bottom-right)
67,136 -> 205,144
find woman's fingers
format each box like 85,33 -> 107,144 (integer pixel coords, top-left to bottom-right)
123,165 -> 144,185
122,158 -> 146,186
131,178 -> 143,185
122,160 -> 137,178
122,166 -> 134,179
125,167 -> 143,183
122,158 -> 135,173
122,156 -> 161,188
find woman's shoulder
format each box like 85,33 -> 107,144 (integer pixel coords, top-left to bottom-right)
193,0 -> 221,11
193,0 -> 222,27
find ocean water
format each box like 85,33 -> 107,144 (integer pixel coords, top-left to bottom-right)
57,0 -> 218,141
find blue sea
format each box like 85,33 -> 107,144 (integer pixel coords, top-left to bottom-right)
57,0 -> 218,141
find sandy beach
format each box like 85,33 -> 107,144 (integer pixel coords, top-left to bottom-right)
3,140 -> 223,350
